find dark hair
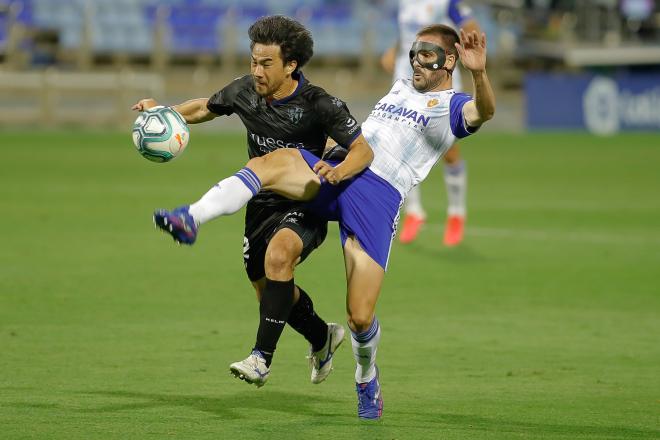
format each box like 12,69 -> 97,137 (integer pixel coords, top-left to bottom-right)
248,15 -> 314,71
416,24 -> 460,59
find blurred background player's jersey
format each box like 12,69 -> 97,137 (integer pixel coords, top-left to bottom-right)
394,0 -> 473,91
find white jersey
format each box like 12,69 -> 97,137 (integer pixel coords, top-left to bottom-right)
362,79 -> 475,197
394,0 -> 473,89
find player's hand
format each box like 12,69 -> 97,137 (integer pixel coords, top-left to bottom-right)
455,29 -> 487,72
313,160 -> 341,185
131,98 -> 159,111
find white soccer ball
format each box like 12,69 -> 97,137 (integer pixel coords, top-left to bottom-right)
132,106 -> 189,162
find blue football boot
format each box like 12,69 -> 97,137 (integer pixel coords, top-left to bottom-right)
153,206 -> 198,245
356,367 -> 383,420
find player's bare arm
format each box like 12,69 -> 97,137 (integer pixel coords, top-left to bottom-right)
131,98 -> 216,124
172,98 -> 217,124
314,134 -> 374,185
455,29 -> 495,127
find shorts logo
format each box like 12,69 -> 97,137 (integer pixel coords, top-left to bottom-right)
287,106 -> 304,124
331,97 -> 344,107
283,211 -> 303,225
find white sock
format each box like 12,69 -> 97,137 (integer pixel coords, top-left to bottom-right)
444,160 -> 467,217
404,185 -> 426,218
351,317 -> 381,383
188,168 -> 261,226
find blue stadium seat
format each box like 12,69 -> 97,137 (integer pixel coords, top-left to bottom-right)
229,4 -> 270,53
15,0 -> 401,57
15,0 -> 34,26
302,3 -> 362,56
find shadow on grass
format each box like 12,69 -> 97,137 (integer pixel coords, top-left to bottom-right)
66,389 -> 345,419
5,389 -> 658,438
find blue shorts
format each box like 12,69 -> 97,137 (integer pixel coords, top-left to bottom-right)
299,149 -> 403,270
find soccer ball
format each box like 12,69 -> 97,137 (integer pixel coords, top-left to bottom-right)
132,106 -> 189,162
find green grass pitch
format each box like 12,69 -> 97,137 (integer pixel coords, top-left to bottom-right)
1,130 -> 658,439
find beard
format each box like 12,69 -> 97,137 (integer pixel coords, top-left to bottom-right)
412,68 -> 446,92
412,69 -> 430,92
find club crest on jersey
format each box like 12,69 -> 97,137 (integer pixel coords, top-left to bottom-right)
427,99 -> 439,108
287,106 -> 304,124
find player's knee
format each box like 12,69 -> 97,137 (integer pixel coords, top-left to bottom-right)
246,156 -> 267,175
265,242 -> 299,279
247,151 -> 296,186
347,310 -> 374,333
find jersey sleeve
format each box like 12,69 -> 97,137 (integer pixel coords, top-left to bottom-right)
449,92 -> 479,139
448,0 -> 473,26
206,75 -> 250,116
313,93 -> 362,148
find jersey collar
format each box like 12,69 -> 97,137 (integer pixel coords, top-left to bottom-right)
270,71 -> 306,106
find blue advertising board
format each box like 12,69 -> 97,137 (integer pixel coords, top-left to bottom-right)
525,73 -> 660,134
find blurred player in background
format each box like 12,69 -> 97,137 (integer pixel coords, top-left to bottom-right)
381,0 -> 482,246
133,15 -> 374,387
156,25 -> 495,419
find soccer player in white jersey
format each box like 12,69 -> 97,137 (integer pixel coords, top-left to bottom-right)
155,25 -> 494,419
381,0 -> 482,246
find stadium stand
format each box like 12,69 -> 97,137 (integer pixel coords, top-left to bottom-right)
1,0 -> 398,60
1,0 -> 656,131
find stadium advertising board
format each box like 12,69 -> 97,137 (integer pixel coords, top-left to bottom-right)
525,73 -> 660,134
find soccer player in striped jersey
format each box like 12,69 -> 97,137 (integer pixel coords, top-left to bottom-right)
156,25 -> 495,419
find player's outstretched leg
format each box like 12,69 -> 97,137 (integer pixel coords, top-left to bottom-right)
399,186 -> 426,244
154,167 -> 261,245
229,349 -> 270,387
153,206 -> 198,244
152,150 -> 320,245
308,323 -> 345,384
